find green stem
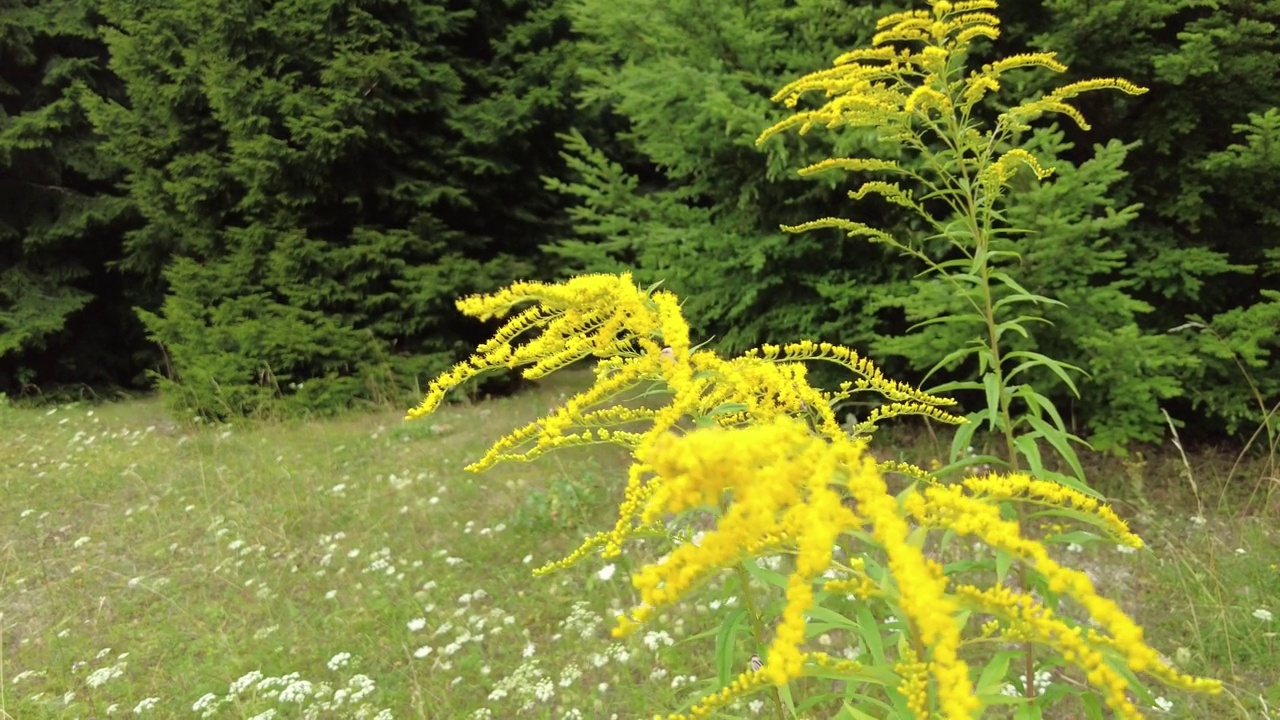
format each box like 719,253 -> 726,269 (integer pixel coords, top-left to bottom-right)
964,178 -> 1037,700
735,562 -> 789,720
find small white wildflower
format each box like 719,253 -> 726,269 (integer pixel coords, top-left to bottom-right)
132,697 -> 159,714
522,641 -> 536,658
279,679 -> 314,703
522,554 -> 533,564
407,617 -> 427,632
86,663 -> 127,687
1190,515 -> 1206,526
1153,696 -> 1174,713
73,536 -> 91,549
413,645 -> 433,658
1253,608 -> 1274,622
1115,544 -> 1137,554
597,563 -> 616,581
1066,542 -> 1084,553
229,670 -> 264,695
327,651 -> 352,671
642,630 -> 674,650
191,693 -> 219,713
247,710 -> 277,720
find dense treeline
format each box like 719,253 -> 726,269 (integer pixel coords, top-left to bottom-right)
1,0 -> 1276,449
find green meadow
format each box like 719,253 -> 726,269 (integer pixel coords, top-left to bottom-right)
1,371 -> 1275,719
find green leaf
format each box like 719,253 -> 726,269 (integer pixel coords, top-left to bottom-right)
1081,692 -> 1105,720
836,702 -> 884,720
982,372 -> 1001,431
1028,507 -> 1125,536
923,342 -> 983,381
854,604 -> 886,665
976,650 -> 1020,695
987,271 -> 1066,307
928,379 -> 984,394
1003,351 -> 1084,395
742,557 -> 789,590
713,608 -> 748,687
1042,529 -> 1103,544
1012,384 -> 1068,430
994,318 -> 1029,340
797,692 -> 845,714
708,402 -> 749,417
1013,434 -> 1045,478
1024,413 -> 1091,490
943,558 -> 994,574
778,682 -> 797,715
1013,698 -> 1044,720
949,417 -> 982,464
995,548 -> 1014,584
806,604 -> 861,632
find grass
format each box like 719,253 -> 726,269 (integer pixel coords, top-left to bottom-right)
0,370 -> 1276,718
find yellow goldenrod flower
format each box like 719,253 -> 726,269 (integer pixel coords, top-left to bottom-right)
407,270 -> 1217,717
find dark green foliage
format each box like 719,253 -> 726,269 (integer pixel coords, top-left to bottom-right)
0,0 -> 1273,445
451,0 -> 581,263
548,0 -> 917,355
872,129 -> 1199,450
1013,0 -> 1280,439
554,0 -> 1277,447
0,0 -> 139,392
83,0 -> 577,419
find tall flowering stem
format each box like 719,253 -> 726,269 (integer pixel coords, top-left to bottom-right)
756,0 -> 1152,699
408,273 -> 1220,718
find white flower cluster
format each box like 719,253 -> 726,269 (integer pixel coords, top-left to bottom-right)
190,657 -> 391,719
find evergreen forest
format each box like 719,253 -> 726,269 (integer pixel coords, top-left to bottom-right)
3,0 -> 1278,452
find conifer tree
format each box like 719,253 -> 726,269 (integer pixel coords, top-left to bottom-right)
0,0 -> 137,393
85,0 -> 584,417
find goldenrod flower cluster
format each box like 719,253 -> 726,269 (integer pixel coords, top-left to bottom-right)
408,272 -> 1220,718
755,0 -> 1147,236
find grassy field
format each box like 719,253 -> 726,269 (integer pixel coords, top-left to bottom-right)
0,371 -> 1276,719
